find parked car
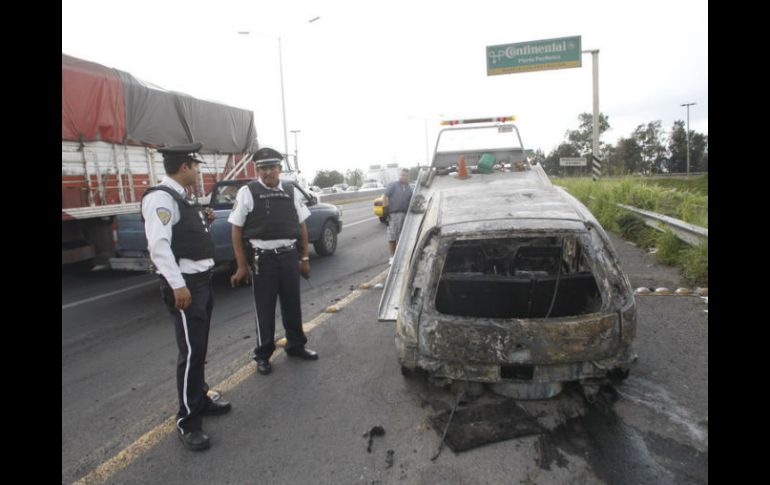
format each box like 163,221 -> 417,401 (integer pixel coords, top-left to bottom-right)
345,185 -> 359,192
208,179 -> 342,258
112,179 -> 343,271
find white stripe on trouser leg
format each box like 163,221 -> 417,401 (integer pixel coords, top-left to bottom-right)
176,310 -> 192,433
252,267 -> 262,347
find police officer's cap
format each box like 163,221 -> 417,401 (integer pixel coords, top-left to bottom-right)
158,142 -> 206,164
254,147 -> 284,167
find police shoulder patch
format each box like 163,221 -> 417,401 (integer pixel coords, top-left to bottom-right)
156,207 -> 172,225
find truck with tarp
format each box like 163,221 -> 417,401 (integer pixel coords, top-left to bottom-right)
62,53 -> 264,268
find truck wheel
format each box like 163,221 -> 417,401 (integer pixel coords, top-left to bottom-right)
313,220 -> 337,256
379,216 -> 389,224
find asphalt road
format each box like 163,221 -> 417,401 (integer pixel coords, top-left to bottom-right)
62,199 -> 708,484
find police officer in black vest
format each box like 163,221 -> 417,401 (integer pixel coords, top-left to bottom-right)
141,142 -> 231,451
229,147 -> 319,376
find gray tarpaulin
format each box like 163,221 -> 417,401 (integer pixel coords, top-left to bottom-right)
117,70 -> 258,154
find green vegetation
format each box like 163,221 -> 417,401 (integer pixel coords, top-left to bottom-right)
555,175 -> 708,285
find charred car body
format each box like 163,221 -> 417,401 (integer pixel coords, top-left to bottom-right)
378,117 -> 637,399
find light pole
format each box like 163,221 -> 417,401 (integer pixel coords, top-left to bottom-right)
290,129 -> 301,171
681,102 -> 696,176
238,17 -> 320,161
238,31 -> 289,159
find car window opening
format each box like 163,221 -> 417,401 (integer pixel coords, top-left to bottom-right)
435,236 -> 603,319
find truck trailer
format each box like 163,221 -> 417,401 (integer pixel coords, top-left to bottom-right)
62,53 -> 260,269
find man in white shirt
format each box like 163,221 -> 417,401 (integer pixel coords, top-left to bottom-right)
142,142 -> 231,452
229,147 -> 319,376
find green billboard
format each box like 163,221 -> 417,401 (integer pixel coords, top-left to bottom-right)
487,36 -> 581,75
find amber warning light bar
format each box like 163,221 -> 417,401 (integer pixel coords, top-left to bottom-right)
440,116 -> 516,126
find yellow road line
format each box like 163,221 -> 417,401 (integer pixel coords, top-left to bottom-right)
73,267 -> 390,485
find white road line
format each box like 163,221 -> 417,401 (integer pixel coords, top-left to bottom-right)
62,280 -> 157,310
72,267 -> 390,485
343,216 -> 378,228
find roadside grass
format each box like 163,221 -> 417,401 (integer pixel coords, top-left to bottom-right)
554,175 -> 708,286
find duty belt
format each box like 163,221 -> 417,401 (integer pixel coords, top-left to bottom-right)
181,270 -> 213,283
256,244 -> 296,255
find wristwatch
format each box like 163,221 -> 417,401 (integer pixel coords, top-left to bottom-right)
300,256 -> 310,262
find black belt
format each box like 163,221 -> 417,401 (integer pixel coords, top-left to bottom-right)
256,244 -> 296,255
182,270 -> 213,283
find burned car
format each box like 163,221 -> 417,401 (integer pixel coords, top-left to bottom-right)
378,117 -> 637,400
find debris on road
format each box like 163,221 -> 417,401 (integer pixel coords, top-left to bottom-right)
430,392 -> 464,461
385,449 -> 395,468
428,397 -> 544,453
363,425 -> 386,453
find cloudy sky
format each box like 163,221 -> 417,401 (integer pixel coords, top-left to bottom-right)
62,0 -> 708,180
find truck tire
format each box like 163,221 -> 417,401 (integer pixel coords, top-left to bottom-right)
313,220 -> 337,256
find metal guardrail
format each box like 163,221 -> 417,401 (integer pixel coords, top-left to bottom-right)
616,203 -> 707,245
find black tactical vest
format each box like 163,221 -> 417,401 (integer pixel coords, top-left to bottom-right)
141,185 -> 215,262
242,181 -> 301,241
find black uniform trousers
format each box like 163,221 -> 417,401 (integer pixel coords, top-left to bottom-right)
160,272 -> 214,433
251,247 -> 308,361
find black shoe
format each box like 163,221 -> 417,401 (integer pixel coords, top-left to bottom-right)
256,359 -> 273,375
286,347 -> 319,360
202,397 -> 232,416
178,430 -> 210,451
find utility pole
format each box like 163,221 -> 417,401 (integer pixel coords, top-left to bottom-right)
582,49 -> 601,180
681,102 -> 696,176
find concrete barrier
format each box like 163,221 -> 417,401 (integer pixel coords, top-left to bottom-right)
316,189 -> 385,205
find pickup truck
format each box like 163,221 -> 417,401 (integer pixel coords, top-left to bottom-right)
110,179 -> 342,271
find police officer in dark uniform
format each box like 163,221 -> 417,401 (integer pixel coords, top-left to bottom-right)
229,147 -> 319,376
141,142 -> 231,451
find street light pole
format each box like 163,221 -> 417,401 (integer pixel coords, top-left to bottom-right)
290,129 -> 301,171
278,36 -> 289,159
239,18 -> 319,162
238,31 -> 289,159
681,102 -> 696,176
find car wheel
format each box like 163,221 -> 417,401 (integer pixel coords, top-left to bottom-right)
379,216 -> 388,224
313,220 -> 337,256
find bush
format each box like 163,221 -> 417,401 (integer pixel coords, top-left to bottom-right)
556,176 -> 708,285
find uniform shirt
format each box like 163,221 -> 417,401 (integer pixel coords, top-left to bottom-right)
142,177 -> 215,289
228,179 -> 311,250
384,180 -> 414,213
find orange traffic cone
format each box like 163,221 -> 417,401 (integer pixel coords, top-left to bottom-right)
458,155 -> 469,179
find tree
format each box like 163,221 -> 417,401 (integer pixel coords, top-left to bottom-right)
544,143 -> 581,176
565,112 -> 611,157
666,120 -> 688,173
689,133 -> 708,172
611,137 -> 643,175
312,170 -> 345,188
632,121 -> 666,174
345,168 -> 364,187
